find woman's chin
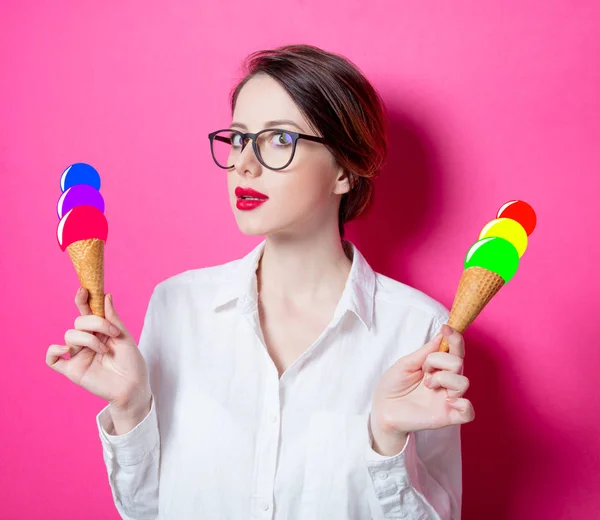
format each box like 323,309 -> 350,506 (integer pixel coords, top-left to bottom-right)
235,219 -> 273,236
237,227 -> 267,237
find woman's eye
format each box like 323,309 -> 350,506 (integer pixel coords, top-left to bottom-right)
270,132 -> 293,146
231,134 -> 242,147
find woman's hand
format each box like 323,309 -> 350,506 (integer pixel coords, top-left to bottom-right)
369,325 -> 475,456
45,288 -> 152,414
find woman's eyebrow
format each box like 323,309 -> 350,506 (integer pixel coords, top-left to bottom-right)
230,119 -> 305,132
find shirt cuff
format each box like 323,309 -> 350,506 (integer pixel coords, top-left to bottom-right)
96,394 -> 159,466
365,416 -> 414,495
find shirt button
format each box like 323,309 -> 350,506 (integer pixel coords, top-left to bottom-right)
270,414 -> 278,423
376,471 -> 389,480
260,501 -> 270,511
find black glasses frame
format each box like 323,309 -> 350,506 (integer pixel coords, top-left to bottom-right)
207,128 -> 328,171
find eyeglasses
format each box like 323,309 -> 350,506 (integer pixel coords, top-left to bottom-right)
207,128 -> 328,171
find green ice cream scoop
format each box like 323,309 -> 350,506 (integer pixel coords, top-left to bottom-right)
464,236 -> 520,283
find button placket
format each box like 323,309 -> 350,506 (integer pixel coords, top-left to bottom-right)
252,364 -> 281,518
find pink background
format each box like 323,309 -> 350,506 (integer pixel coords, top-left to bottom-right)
2,1 -> 598,518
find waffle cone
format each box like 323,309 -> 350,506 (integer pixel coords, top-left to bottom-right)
439,266 -> 505,352
67,238 -> 105,317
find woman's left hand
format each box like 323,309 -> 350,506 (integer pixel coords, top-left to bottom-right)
369,324 -> 475,456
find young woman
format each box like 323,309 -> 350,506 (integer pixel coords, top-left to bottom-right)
47,44 -> 474,519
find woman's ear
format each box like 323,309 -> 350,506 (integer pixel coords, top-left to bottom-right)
333,167 -> 351,196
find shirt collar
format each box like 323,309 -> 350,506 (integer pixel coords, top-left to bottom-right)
211,239 -> 375,330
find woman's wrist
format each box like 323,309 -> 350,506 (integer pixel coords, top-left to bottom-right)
371,430 -> 409,456
369,411 -> 409,456
109,391 -> 153,435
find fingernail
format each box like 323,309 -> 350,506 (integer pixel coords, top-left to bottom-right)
61,346 -> 70,353
425,373 -> 433,387
446,397 -> 458,404
109,325 -> 120,336
442,325 -> 453,337
109,293 -> 113,305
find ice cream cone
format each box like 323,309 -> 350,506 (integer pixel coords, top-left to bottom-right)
67,238 -> 105,317
439,266 -> 505,352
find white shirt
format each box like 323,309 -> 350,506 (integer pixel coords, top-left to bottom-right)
96,239 -> 460,520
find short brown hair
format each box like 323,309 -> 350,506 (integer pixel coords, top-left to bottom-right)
230,44 -> 388,238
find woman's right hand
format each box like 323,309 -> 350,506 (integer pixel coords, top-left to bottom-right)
46,288 -> 152,416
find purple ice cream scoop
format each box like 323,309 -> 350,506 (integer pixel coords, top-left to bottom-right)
57,184 -> 105,219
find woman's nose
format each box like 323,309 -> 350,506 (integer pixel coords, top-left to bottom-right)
234,142 -> 261,177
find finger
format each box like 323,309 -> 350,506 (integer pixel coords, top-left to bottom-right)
426,371 -> 470,397
45,344 -> 71,373
446,397 -> 475,424
441,325 -> 465,358
75,289 -> 113,346
74,313 -> 121,339
423,352 -> 464,375
65,328 -> 109,355
104,293 -> 132,340
75,287 -> 93,316
401,333 -> 444,371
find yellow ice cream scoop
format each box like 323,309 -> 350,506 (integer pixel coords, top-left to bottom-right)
478,218 -> 528,257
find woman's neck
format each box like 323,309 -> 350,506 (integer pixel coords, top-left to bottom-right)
256,231 -> 352,306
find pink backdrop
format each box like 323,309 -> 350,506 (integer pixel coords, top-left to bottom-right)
2,1 -> 598,518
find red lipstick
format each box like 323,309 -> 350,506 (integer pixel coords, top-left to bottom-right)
235,186 -> 268,211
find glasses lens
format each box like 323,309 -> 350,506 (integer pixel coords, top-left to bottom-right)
257,130 -> 294,169
211,130 -> 241,168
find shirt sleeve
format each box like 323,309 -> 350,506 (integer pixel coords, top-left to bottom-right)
95,286 -> 163,520
364,314 -> 462,520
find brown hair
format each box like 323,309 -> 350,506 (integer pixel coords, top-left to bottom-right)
229,44 -> 388,238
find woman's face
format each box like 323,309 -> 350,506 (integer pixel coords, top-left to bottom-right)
226,74 -> 349,237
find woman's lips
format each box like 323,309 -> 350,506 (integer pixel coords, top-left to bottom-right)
235,186 -> 268,211
236,198 -> 267,211
235,186 -> 268,199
